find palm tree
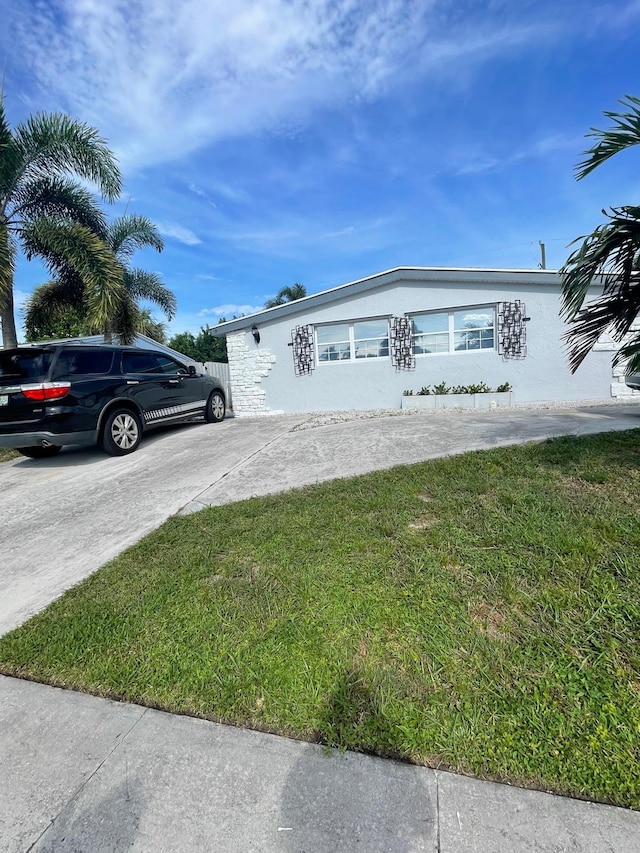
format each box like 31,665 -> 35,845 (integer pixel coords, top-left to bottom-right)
560,95 -> 640,373
0,96 -> 122,348
265,282 -> 307,308
24,214 -> 176,345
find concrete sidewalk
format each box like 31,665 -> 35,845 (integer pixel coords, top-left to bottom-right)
2,676 -> 639,852
2,403 -> 640,850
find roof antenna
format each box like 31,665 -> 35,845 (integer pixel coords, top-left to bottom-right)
538,241 -> 546,269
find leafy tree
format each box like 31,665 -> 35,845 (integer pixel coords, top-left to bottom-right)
265,282 -> 307,308
169,326 -> 228,362
23,302 -> 88,342
24,214 -> 175,345
561,95 -> 640,373
0,96 -> 122,348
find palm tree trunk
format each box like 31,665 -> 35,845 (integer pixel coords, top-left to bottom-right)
1,286 -> 18,349
0,221 -> 19,348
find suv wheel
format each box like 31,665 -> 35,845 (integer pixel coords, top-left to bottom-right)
205,390 -> 225,423
18,445 -> 62,459
102,408 -> 142,456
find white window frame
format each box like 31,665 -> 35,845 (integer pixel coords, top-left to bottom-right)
411,305 -> 496,357
316,318 -> 390,364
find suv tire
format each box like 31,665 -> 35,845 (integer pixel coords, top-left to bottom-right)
205,390 -> 225,423
101,408 -> 142,456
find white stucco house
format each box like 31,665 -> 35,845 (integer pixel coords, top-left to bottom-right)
210,266 -> 632,416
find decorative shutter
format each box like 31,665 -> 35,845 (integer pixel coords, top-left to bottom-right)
390,316 -> 415,370
498,301 -> 530,359
291,325 -> 315,375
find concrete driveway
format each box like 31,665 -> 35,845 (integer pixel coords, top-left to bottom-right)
2,402 -> 639,635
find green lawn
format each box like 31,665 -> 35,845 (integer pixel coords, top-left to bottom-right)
0,448 -> 18,463
2,431 -> 640,808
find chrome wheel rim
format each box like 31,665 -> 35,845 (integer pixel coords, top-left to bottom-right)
111,414 -> 138,449
211,395 -> 224,419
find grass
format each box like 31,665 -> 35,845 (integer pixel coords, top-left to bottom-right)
0,448 -> 18,462
1,430 -> 640,808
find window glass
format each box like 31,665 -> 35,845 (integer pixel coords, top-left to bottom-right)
412,306 -> 495,355
354,320 -> 389,359
453,308 -> 495,352
122,352 -> 162,373
317,324 -> 351,362
53,349 -> 113,378
318,342 -> 350,362
412,312 -> 449,355
316,320 -> 390,362
156,356 -> 187,374
412,313 -> 448,335
0,350 -> 53,382
316,324 -> 349,344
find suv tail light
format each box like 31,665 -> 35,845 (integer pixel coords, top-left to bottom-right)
21,382 -> 71,401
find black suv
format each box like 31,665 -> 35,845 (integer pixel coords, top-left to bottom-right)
0,344 -> 226,458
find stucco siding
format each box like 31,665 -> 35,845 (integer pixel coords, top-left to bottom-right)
220,272 -> 616,414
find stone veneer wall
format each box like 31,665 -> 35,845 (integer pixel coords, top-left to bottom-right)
226,330 -> 277,415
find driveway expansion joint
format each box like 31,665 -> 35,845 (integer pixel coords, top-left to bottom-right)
178,420 -> 310,515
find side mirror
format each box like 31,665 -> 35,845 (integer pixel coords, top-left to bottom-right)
188,364 -> 197,376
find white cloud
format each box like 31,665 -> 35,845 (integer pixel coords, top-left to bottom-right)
198,303 -> 264,318
450,134 -> 580,176
6,0 -> 557,171
156,223 -> 202,246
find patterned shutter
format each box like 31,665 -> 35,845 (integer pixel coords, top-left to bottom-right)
390,316 -> 415,370
291,325 -> 315,375
498,301 -> 530,359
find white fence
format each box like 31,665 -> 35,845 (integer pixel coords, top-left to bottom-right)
201,361 -> 232,409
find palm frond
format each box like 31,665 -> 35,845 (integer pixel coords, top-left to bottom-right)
124,268 -> 176,318
109,291 -> 139,345
21,218 -> 125,331
136,308 -> 167,343
14,112 -> 121,201
23,277 -> 89,341
108,214 -> 164,260
25,274 -> 85,317
11,176 -> 108,234
265,282 -> 307,308
575,95 -> 640,180
560,206 -> 640,372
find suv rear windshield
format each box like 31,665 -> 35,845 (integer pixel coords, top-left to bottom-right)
0,349 -> 54,383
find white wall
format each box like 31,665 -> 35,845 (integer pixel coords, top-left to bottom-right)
224,272 -> 615,415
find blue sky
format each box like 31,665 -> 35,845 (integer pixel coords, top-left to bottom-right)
1,0 -> 639,340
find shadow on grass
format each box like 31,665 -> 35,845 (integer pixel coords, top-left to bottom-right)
314,667 -> 405,758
